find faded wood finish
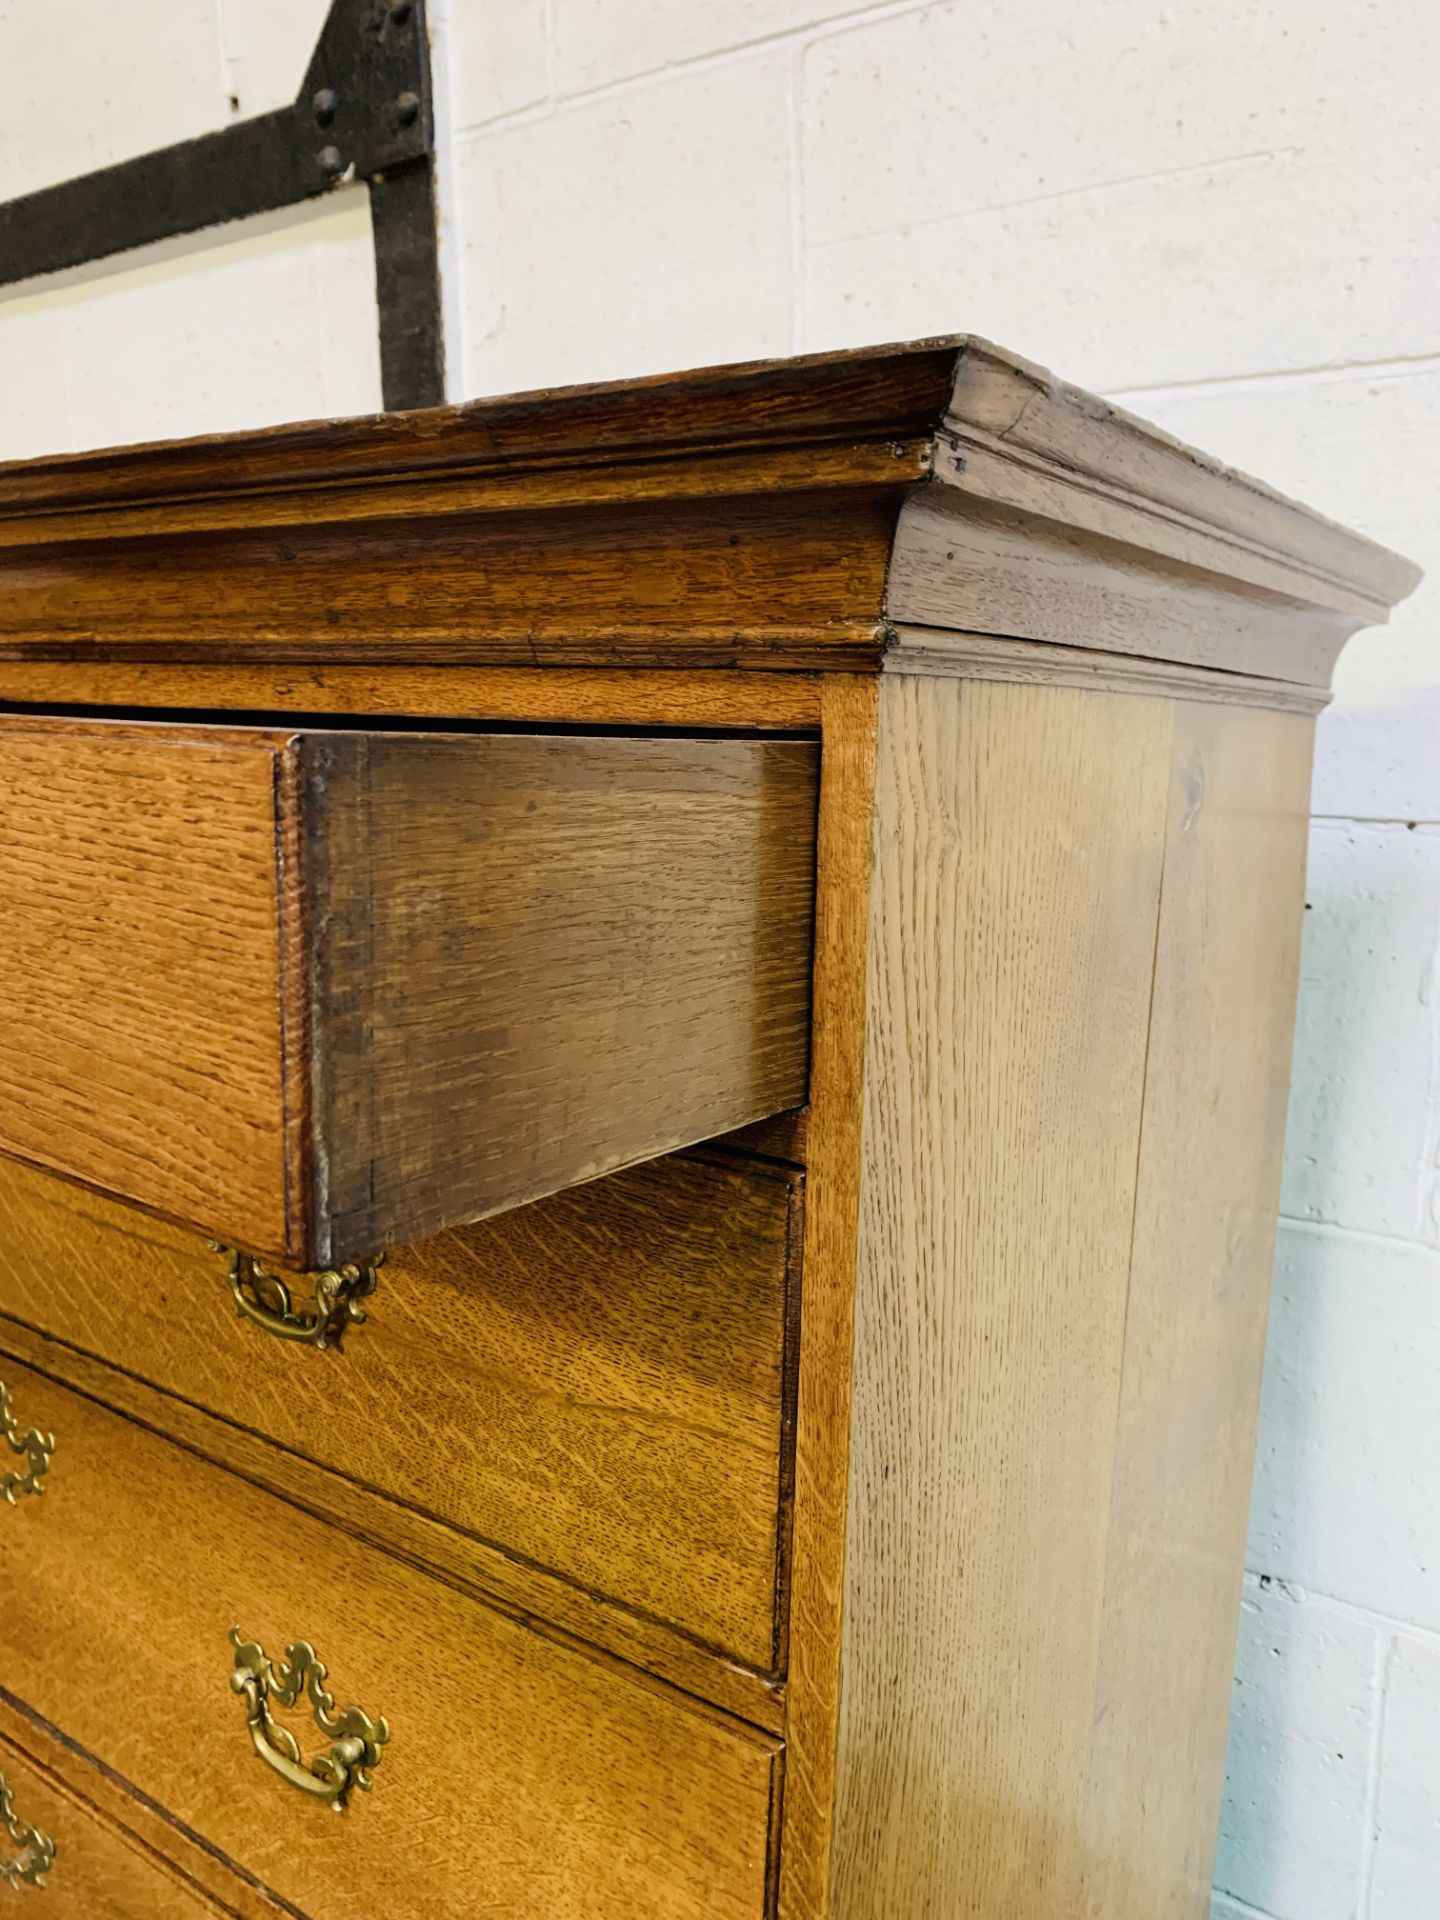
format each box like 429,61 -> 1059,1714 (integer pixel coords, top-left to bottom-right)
0,1730 -> 234,1919
0,716 -> 816,1266
826,677 -> 1173,1918
1077,703 -> 1315,1918
302,729 -> 815,1262
0,1357 -> 781,1920
0,1148 -> 800,1671
0,339 -> 1421,1920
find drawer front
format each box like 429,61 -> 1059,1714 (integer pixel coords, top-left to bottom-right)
0,1148 -> 800,1669
0,715 -> 816,1266
0,1733 -> 225,1918
0,1359 -> 780,1920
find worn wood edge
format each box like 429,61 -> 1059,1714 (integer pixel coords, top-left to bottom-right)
0,440 -> 931,550
0,1699 -> 288,1919
777,675 -> 881,1920
272,739 -> 313,1266
0,333 -> 1414,626
883,624 -> 1331,714
886,484 -> 1360,695
0,1311 -> 787,1735
0,339 -> 962,517
941,340 -> 1421,619
0,627 -> 888,675
0,663 -> 825,728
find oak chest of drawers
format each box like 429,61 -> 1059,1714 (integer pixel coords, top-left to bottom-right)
0,338 -> 1419,1919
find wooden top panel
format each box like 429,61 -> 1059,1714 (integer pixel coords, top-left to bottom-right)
0,339 -> 962,515
0,338 -> 1417,689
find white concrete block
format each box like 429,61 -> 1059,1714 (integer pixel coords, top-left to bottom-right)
0,298 -> 76,461
1281,824 -> 1439,1238
54,194 -> 378,450
454,57 -> 793,397
1252,1228 -> 1440,1630
0,0 -> 228,200
1127,367 -> 1440,825
802,0 -> 1438,249
551,0 -> 880,95
1370,1636 -> 1440,1916
444,0 -> 550,129
1215,1578 -> 1377,1920
217,0 -> 331,117
803,139 -> 1440,391
801,0 -> 1439,386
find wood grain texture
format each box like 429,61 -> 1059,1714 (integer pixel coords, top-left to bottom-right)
0,1305 -> 783,1734
0,662 -> 822,728
0,338 -> 1413,683
0,1695 -> 288,1919
0,717 -> 816,1266
0,487 -> 900,671
1077,703 -> 1315,1918
0,1730 -> 236,1918
302,729 -> 817,1263
827,676 -> 1173,1918
0,1148 -> 800,1671
0,1357 -> 781,1920
777,676 -> 880,1920
886,490 -> 1359,692
885,624 -> 1330,715
0,716 -> 299,1256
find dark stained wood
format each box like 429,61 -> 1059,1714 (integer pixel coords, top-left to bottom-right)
0,715 -> 817,1266
0,1148 -> 803,1673
0,341 -> 961,516
301,727 -> 816,1262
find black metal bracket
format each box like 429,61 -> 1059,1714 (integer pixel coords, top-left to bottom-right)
0,0 -> 443,410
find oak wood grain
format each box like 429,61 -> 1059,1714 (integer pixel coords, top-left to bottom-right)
0,716 -> 817,1266
0,1695 -> 288,1919
776,675 -> 880,1920
0,339 -> 1413,687
0,716 -> 300,1257
0,1730 -> 238,1918
302,728 -> 817,1262
1077,702 -> 1315,1918
0,1305 -> 784,1734
0,1357 -> 781,1920
0,661 -> 822,728
0,1148 -> 801,1671
886,489 -> 1359,690
828,676 -> 1172,1918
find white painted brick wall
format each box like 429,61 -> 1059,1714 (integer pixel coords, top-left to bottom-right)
1,2 -> 1437,1912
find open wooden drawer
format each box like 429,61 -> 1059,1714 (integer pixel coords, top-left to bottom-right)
0,715 -> 816,1267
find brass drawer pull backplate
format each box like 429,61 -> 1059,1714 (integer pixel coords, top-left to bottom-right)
210,1246 -> 381,1351
1,1384 -> 54,1505
229,1629 -> 390,1813
0,1771 -> 55,1889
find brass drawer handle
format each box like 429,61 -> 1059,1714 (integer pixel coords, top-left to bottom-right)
1,1384 -> 54,1505
209,1245 -> 381,1351
0,1771 -> 56,1889
229,1629 -> 390,1813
